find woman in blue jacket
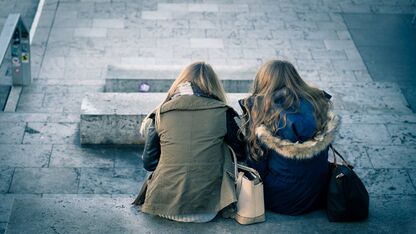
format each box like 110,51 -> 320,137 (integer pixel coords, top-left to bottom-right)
239,60 -> 339,215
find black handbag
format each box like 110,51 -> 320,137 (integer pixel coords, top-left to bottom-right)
326,145 -> 369,222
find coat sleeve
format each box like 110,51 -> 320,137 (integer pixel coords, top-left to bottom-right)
142,117 -> 161,171
225,108 -> 247,162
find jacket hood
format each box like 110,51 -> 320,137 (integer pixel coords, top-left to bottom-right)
255,109 -> 340,160
139,95 -> 227,137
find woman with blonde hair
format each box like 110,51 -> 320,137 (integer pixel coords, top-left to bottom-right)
239,60 -> 339,215
135,61 -> 245,222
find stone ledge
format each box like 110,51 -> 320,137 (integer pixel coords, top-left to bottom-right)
105,65 -> 256,92
80,92 -> 247,144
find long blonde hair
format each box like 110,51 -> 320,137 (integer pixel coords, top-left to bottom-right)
155,61 -> 227,124
242,60 -> 330,161
164,61 -> 226,103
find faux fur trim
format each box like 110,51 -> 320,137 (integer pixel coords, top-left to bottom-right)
255,110 -> 340,160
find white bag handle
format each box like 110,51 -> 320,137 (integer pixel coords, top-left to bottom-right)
227,145 -> 261,184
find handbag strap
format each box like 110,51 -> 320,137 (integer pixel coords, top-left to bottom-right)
227,145 -> 261,184
228,145 -> 239,184
329,144 -> 352,168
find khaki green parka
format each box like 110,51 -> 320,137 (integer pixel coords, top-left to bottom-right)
140,95 -> 238,216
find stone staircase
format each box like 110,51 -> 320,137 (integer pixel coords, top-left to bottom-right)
80,65 -> 413,145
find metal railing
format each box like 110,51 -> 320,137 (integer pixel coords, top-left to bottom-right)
0,13 -> 31,86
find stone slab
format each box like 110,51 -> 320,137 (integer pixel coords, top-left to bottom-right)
80,92 -> 247,144
387,123 -> 416,146
330,144 -> 373,169
336,123 -> 392,145
113,146 -> 142,168
0,144 -> 51,167
50,144 -> 115,168
0,167 -> 13,193
5,196 -> 416,233
356,169 -> 416,195
0,122 -> 25,144
9,168 -> 80,194
22,122 -> 79,144
367,146 -> 416,169
78,167 -> 146,194
0,113 -> 80,123
0,195 -> 14,222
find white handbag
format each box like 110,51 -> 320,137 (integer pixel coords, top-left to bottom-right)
228,146 -> 265,225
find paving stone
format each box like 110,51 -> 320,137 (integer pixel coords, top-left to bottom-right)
338,112 -> 416,124
5,196 -> 416,233
0,195 -> 14,222
190,38 -> 224,48
78,167 -> 146,194
332,59 -> 367,71
387,124 -> 416,146
74,28 -> 107,38
114,146 -> 142,168
38,56 -> 65,78
22,122 -> 79,144
0,144 -> 51,168
297,12 -> 331,22
271,30 -> 304,39
366,146 -> 416,169
9,168 -> 80,194
188,4 -> 219,12
0,122 -> 25,144
408,169 -> 416,188
336,30 -> 352,40
53,11 -> 92,28
42,92 -> 83,113
0,113 -> 78,123
0,168 -> 13,193
37,10 -> 55,28
310,49 -> 347,60
219,4 -> 249,12
258,39 -> 291,49
304,30 -> 339,40
356,169 -> 416,195
330,144 -> 373,169
141,11 -> 173,20
324,39 -> 356,50
48,28 -> 74,43
157,3 -> 189,12
336,123 -> 392,145
50,144 -> 115,168
92,19 -> 124,28
16,93 -> 44,109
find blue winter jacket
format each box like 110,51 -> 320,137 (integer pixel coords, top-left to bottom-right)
239,92 -> 339,215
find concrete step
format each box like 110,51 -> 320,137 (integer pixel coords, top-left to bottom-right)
80,92 -> 247,144
105,65 -> 256,93
80,85 -> 413,145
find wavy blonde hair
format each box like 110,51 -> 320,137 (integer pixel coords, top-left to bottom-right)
242,60 -> 330,161
154,61 -> 227,124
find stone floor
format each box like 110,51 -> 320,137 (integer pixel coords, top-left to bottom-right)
1,0 -> 416,233
343,13 -> 416,111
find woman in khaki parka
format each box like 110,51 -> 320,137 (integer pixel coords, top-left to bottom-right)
136,61 -> 246,222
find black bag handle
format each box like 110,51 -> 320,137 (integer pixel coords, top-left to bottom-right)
329,144 -> 353,169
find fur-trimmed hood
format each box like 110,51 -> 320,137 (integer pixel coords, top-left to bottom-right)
255,109 -> 340,160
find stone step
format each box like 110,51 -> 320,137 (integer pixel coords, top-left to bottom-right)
80,92 -> 247,144
104,65 -> 412,101
80,87 -> 413,145
105,65 -> 256,93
